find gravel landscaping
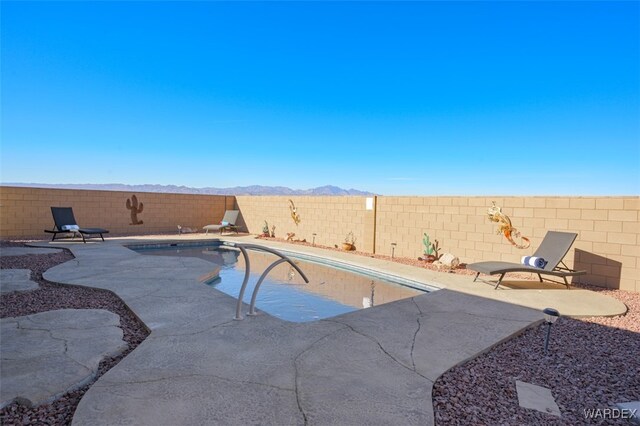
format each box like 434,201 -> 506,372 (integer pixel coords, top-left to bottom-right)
255,235 -> 543,280
254,235 -> 479,273
0,241 -> 149,426
433,287 -> 640,425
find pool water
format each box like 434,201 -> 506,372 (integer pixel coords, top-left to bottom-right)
133,244 -> 425,322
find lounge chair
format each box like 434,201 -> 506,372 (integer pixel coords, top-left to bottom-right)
44,207 -> 109,243
468,231 -> 586,289
203,210 -> 240,235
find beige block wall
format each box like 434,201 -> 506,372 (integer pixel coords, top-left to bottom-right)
237,195 -> 638,291
1,187 -> 638,292
0,186 -> 233,238
234,196 -> 368,250
375,196 -> 639,292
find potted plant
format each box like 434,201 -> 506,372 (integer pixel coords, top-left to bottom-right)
342,231 -> 357,251
261,221 -> 270,238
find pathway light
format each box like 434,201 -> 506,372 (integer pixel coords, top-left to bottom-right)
543,307 -> 560,355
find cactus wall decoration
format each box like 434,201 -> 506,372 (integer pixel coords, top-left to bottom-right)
125,194 -> 144,225
487,201 -> 530,249
288,199 -> 301,226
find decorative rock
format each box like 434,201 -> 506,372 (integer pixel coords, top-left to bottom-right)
438,253 -> 460,269
515,380 -> 561,417
616,401 -> 640,425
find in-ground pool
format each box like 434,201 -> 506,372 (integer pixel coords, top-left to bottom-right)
132,242 -> 429,322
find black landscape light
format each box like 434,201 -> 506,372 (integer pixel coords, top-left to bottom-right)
312,233 -> 317,246
391,242 -> 397,259
543,307 -> 560,355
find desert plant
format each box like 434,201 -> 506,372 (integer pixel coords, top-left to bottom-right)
422,233 -> 433,256
422,233 -> 441,260
344,231 -> 357,245
341,231 -> 357,251
270,225 -> 276,238
431,239 -> 441,260
262,221 -> 270,237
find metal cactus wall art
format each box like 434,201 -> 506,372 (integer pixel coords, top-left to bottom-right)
487,201 -> 530,249
126,194 -> 144,225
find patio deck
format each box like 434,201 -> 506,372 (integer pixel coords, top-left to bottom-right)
29,235 -> 625,425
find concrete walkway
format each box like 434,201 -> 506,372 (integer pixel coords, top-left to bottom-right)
1,309 -> 126,408
28,236 -> 626,425
0,269 -> 38,294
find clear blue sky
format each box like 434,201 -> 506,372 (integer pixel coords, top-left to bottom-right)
1,1 -> 638,195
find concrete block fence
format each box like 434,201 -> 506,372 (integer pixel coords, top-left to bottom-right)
1,186 -> 637,291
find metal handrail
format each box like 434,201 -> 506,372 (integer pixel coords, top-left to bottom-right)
223,242 -> 309,320
247,258 -> 287,316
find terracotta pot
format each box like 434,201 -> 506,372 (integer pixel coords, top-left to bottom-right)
342,242 -> 354,251
425,255 -> 437,263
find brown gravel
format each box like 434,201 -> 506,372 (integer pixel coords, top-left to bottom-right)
255,236 -> 540,279
0,241 -> 149,426
433,288 -> 640,425
255,236 -> 477,273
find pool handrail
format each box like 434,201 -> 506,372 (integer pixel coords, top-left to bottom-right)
223,242 -> 309,320
247,258 -> 288,317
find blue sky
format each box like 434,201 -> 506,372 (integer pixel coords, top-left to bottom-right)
1,1 -> 638,195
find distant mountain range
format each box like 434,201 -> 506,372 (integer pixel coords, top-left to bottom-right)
3,183 -> 375,196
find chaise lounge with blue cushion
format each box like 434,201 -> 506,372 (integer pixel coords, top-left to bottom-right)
467,231 -> 586,289
203,210 -> 240,235
44,207 -> 109,243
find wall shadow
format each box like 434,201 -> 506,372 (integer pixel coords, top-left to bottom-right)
574,248 -> 622,290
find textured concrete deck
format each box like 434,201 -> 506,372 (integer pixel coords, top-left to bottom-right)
1,309 -> 126,408
29,235 -> 627,425
0,269 -> 38,294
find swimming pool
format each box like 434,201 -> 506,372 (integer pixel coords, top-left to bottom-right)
131,242 -> 429,322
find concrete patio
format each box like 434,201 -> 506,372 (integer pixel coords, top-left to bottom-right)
10,235 -> 627,424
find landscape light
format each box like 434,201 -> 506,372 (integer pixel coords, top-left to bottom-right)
391,242 -> 397,259
312,233 -> 317,246
542,308 -> 560,355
